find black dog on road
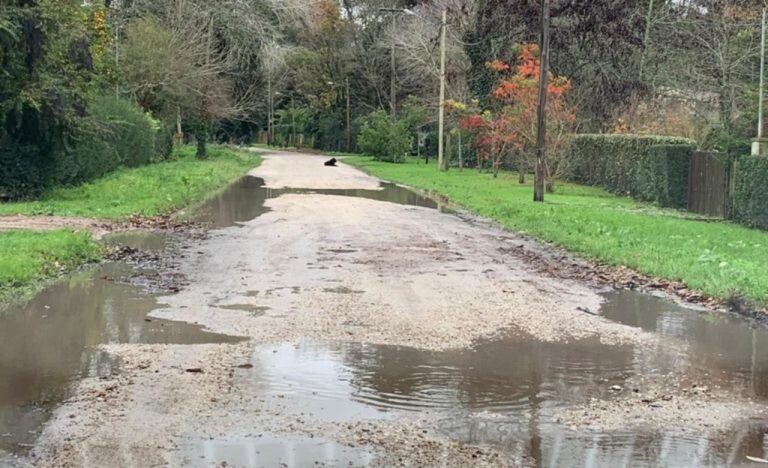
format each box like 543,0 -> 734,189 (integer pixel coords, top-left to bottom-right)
324,158 -> 338,167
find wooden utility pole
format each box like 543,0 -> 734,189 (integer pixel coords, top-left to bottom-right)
437,9 -> 448,171
291,95 -> 296,147
757,8 -> 765,140
390,13 -> 397,120
267,75 -> 272,145
346,76 -> 351,152
753,8 -> 767,155
534,0 -> 550,202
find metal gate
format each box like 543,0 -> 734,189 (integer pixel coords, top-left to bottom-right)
687,151 -> 728,218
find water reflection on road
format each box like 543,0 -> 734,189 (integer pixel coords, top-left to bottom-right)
0,261 -> 239,458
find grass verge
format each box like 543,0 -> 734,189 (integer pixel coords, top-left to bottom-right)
0,145 -> 261,220
0,145 -> 261,303
0,229 -> 101,304
345,156 -> 768,305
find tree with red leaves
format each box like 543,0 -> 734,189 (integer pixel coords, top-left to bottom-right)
452,44 -> 575,184
489,44 -> 575,188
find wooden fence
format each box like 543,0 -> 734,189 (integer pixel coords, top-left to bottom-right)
688,151 -> 729,218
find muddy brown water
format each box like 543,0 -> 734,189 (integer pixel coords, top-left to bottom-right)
180,434 -> 376,467
0,260 -> 239,459
193,175 -> 448,228
5,175 -> 768,466
226,292 -> 768,467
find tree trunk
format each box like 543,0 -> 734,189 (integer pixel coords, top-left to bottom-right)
196,132 -> 207,159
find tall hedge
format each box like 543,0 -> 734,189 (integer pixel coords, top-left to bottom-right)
0,143 -> 46,199
733,155 -> 768,230
88,96 -> 155,168
636,144 -> 692,208
562,134 -> 695,199
1,97 -> 155,199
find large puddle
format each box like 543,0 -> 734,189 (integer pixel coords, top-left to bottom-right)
4,173 -> 768,466
193,175 -> 448,228
227,292 -> 768,466
602,290 -> 768,399
0,260 -> 239,458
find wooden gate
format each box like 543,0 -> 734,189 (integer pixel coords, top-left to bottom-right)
687,151 -> 728,218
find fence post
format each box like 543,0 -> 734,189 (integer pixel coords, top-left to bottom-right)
728,156 -> 739,219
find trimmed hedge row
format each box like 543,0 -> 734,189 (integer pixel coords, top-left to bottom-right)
563,134 -> 695,206
733,155 -> 768,230
636,144 -> 692,208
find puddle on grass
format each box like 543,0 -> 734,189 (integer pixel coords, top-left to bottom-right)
229,292 -> 768,467
193,176 -> 448,228
0,261 -> 239,458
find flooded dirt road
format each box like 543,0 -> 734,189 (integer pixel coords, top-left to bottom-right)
8,150 -> 768,467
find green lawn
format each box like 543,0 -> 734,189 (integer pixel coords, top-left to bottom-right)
0,145 -> 261,303
0,229 -> 101,303
345,156 -> 768,304
0,146 -> 261,220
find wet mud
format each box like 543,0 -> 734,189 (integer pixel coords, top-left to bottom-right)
193,175 -> 449,229
0,260 -> 238,459
11,151 -> 768,467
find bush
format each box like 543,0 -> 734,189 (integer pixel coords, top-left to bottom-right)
0,143 -> 45,200
1,97 -> 158,199
154,121 -> 175,160
49,133 -> 119,186
50,96 -> 155,187
88,96 -> 155,167
357,110 -> 411,163
733,155 -> 768,230
562,134 -> 695,197
636,144 -> 693,208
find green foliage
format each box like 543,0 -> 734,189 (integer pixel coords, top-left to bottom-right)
88,96 -> 155,168
49,132 -> 120,188
399,96 -> 429,133
154,122 -> 176,160
357,110 -> 411,163
2,96 -> 157,197
562,134 -> 696,198
636,144 -> 693,208
346,156 -> 768,304
733,155 -> 768,231
0,143 -> 45,199
0,229 -> 101,302
701,125 -> 751,156
0,146 -> 261,220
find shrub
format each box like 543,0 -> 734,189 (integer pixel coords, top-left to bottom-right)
49,133 -> 119,186
48,96 -> 155,187
1,97 -> 157,199
88,96 -> 155,167
636,144 -> 693,208
562,134 -> 695,197
0,143 -> 45,199
154,121 -> 175,160
733,155 -> 768,230
357,110 -> 411,163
